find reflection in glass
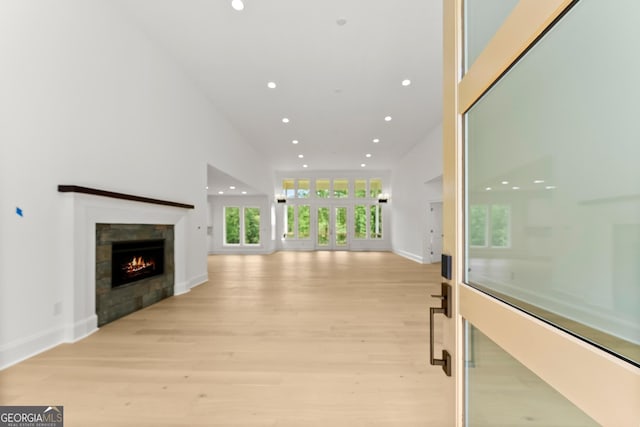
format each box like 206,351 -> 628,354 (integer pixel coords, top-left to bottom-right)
465,0 -> 640,363
464,0 -> 519,71
466,323 -> 598,426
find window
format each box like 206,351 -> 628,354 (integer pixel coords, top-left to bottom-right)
316,179 -> 330,198
298,205 -> 310,238
286,206 -> 295,238
224,207 -> 240,245
225,206 -> 261,246
370,205 -> 382,239
469,204 -> 510,248
333,179 -> 348,198
355,180 -> 367,198
283,179 -> 295,198
297,180 -> 310,198
244,207 -> 260,244
354,205 -> 367,238
370,178 -> 382,198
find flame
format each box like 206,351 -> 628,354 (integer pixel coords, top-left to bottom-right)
123,256 -> 155,275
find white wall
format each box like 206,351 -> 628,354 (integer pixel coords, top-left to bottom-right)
0,1 -> 273,368
391,124 -> 443,263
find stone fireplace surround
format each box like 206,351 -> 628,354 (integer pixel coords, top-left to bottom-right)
96,223 -> 174,326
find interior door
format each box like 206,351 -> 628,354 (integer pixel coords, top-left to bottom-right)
442,1 -> 640,426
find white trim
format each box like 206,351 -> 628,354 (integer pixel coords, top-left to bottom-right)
0,326 -> 65,370
393,249 -> 424,264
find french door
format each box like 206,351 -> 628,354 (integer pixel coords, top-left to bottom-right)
316,206 -> 348,250
441,1 -> 640,426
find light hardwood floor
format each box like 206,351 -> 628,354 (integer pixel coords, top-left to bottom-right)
0,252 -> 449,426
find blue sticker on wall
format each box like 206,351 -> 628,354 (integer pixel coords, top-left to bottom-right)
16,207 -> 23,217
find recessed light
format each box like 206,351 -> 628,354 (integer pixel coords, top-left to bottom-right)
533,179 -> 545,184
512,186 -> 520,190
302,164 -> 308,168
292,140 -> 299,144
218,191 -> 224,195
361,163 -> 366,167
373,138 -> 380,143
384,116 -> 392,122
402,79 -> 411,86
485,187 -> 492,191
231,0 -> 244,11
229,186 -> 236,190
282,117 -> 290,123
267,81 -> 276,89
545,185 -> 556,190
206,186 -> 209,190
365,153 -> 372,158
241,191 -> 247,195
501,181 -> 509,185
298,154 -> 304,158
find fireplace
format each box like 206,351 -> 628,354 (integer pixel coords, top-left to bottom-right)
111,239 -> 165,287
96,224 -> 174,326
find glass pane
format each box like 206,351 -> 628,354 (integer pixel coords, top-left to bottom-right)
464,0 -> 519,71
335,207 -> 347,246
244,207 -> 260,244
286,205 -> 295,239
283,179 -> 295,198
317,207 -> 329,246
369,178 -> 382,198
298,205 -> 310,239
316,179 -> 330,198
297,179 -> 310,198
354,205 -> 367,239
224,207 -> 240,244
466,323 -> 598,426
466,0 -> 640,364
469,205 -> 487,247
370,205 -> 382,239
355,179 -> 367,198
333,179 -> 348,198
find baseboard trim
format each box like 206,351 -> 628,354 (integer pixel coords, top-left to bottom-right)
0,327 -> 65,370
393,249 -> 424,264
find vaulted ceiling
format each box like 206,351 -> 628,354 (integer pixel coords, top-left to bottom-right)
115,0 -> 443,193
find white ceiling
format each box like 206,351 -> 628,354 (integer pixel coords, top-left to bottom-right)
115,0 -> 443,194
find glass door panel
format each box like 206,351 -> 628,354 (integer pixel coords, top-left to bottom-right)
317,207 -> 330,247
466,323 -> 598,426
335,207 -> 347,247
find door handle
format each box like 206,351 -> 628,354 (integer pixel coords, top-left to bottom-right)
429,282 -> 452,376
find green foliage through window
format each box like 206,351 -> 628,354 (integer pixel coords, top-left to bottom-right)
225,207 -> 240,244
244,207 -> 260,244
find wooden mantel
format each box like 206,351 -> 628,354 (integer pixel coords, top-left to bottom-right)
58,185 -> 195,209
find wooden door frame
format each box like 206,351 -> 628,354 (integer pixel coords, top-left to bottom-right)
443,0 -> 640,425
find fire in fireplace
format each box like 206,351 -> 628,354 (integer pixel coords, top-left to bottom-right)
111,239 -> 165,287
